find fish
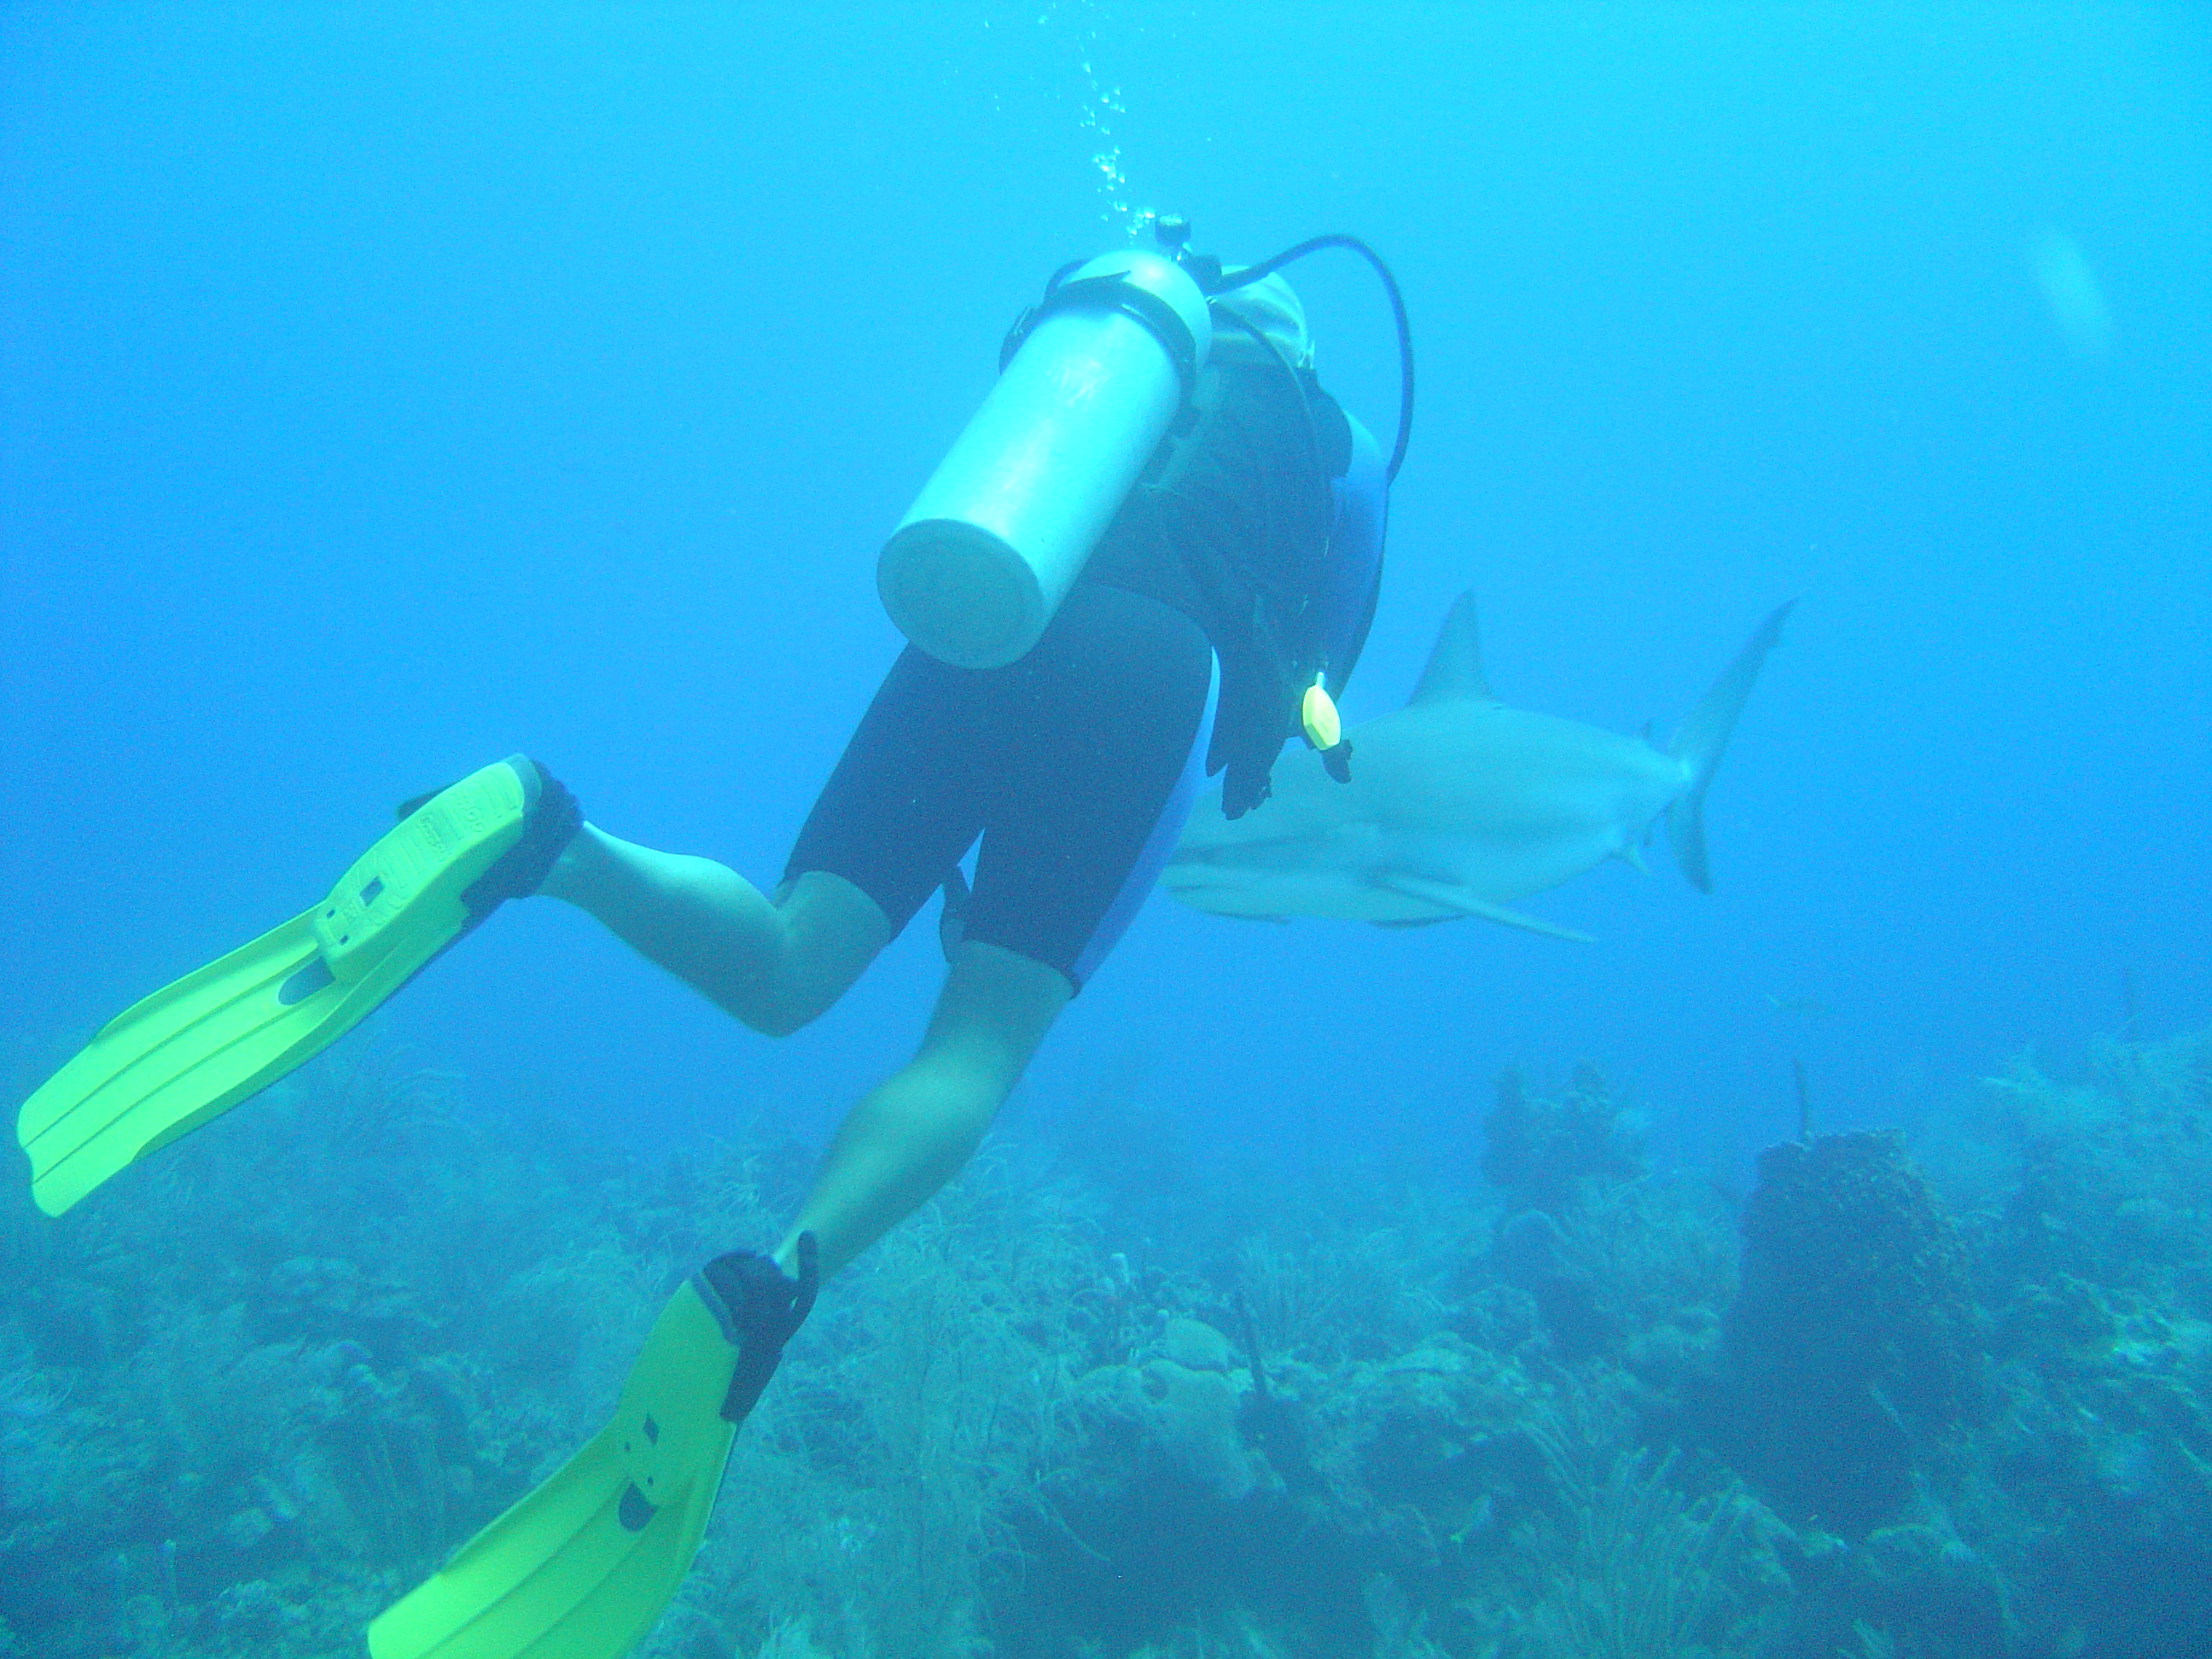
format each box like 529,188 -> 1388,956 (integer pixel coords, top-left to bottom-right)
1161,593 -> 1792,938
1765,993 -> 1832,1018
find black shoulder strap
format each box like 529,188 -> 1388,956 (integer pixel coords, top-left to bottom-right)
1141,364 -> 1225,498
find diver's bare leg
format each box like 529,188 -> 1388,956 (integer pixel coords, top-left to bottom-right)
775,940 -> 1070,1278
538,825 -> 889,1037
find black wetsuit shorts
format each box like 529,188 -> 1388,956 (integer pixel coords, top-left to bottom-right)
784,580 -> 1216,990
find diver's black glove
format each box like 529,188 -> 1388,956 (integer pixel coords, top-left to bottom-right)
700,1232 -> 819,1425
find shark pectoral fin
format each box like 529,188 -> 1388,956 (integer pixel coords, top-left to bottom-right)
1616,842 -> 1651,875
1376,876 -> 1597,943
1372,914 -> 1459,930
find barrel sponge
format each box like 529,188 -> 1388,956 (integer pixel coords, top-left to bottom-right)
1718,1131 -> 1976,1530
1132,1355 -> 1254,1501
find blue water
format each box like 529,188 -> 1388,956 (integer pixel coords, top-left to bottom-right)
4,1 -> 2207,1176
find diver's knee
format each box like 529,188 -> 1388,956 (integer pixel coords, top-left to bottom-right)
777,870 -> 894,949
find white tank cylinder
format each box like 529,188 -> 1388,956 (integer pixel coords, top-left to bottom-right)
878,249 -> 1212,670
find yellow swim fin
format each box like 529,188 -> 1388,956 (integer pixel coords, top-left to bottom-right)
16,755 -> 576,1216
370,1240 -> 818,1659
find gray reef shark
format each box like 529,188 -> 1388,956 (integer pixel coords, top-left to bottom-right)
1163,594 -> 1792,939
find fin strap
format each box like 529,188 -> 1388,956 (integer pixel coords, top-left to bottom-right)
699,1232 -> 819,1426
460,760 -> 582,916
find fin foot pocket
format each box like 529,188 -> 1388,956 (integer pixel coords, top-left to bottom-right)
459,756 -> 582,916
311,757 -> 538,980
397,757 -> 580,914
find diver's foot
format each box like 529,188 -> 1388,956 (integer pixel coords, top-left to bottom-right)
698,1231 -> 819,1425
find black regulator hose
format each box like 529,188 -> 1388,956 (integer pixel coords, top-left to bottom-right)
1209,233 -> 1414,483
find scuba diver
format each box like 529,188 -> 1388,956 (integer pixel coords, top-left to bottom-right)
16,218 -> 1410,1659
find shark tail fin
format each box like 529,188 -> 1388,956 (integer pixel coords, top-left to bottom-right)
1665,601 -> 1794,892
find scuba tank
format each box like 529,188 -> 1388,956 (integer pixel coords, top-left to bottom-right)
878,220 -> 1413,676
878,248 -> 1213,670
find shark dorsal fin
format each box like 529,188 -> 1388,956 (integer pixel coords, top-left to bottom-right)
1408,591 -> 1494,705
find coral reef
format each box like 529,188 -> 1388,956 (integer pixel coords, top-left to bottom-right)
1481,1062 -> 1646,1214
0,1032 -> 2207,1656
1707,1131 -> 1977,1535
